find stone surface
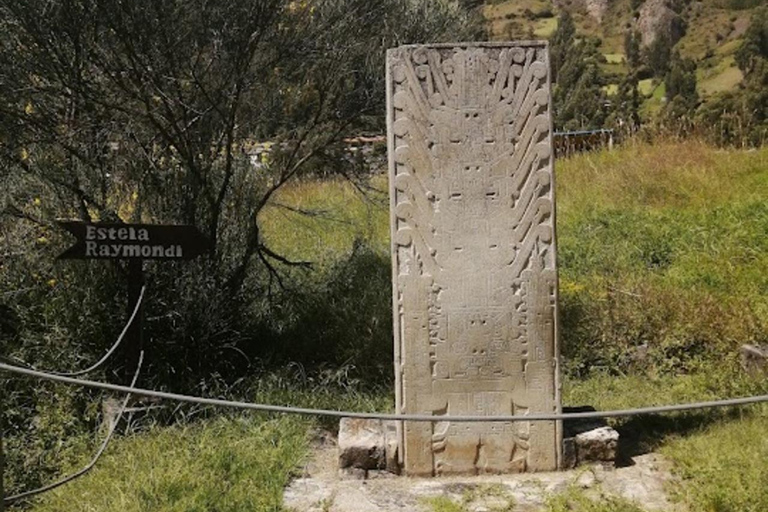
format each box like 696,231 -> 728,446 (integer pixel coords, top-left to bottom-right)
284,439 -> 683,512
383,419 -> 400,474
585,0 -> 608,23
338,418 -> 388,470
387,42 -> 560,476
575,427 -> 619,463
562,406 -> 619,468
740,344 -> 768,376
637,0 -> 685,47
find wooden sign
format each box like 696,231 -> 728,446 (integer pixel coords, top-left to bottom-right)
57,221 -> 211,260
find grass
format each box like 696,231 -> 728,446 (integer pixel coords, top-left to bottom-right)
558,141 -> 768,509
483,0 -> 555,40
423,483 -> 516,512
698,56 -> 744,96
603,53 -> 625,64
24,377 -> 393,512
544,487 -> 645,512
640,82 -> 666,116
29,416 -> 310,512
21,140 -> 768,511
533,17 -> 558,38
663,409 -> 768,512
259,176 -> 389,268
423,482 -> 646,512
637,79 -> 656,96
557,141 -> 768,370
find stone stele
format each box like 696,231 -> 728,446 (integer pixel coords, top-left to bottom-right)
386,42 -> 561,476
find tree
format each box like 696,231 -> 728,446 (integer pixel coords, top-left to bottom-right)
608,71 -> 641,133
553,38 -> 608,131
735,5 -> 768,131
665,51 -> 697,104
624,30 -> 642,71
0,0 -> 479,383
735,6 -> 768,76
662,51 -> 698,129
549,10 -> 576,82
645,33 -> 672,78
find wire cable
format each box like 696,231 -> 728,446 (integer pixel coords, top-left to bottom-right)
2,285 -> 145,378
3,352 -> 144,504
2,361 -> 767,422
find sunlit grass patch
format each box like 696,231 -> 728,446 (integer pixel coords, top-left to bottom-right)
534,17 -> 558,37
259,175 -> 389,268
422,483 -> 516,512
30,416 -> 310,512
663,409 -> 768,512
699,62 -> 744,96
637,78 -> 655,96
544,486 -> 646,512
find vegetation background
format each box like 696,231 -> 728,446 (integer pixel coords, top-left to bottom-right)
0,0 -> 767,511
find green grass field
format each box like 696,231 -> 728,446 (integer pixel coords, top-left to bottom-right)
698,55 -> 745,97
20,141 -> 768,512
533,17 -> 558,38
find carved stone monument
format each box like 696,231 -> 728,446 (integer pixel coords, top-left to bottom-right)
386,42 -> 561,476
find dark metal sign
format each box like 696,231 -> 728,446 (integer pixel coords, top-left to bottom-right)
57,221 -> 211,260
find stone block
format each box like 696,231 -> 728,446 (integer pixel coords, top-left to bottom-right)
562,406 -> 619,468
575,427 -> 619,463
338,418 -> 387,470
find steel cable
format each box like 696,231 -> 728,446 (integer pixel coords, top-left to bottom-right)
2,361 -> 767,422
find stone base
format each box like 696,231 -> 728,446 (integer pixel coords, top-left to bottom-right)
339,410 -> 618,476
562,406 -> 620,469
338,418 -> 399,475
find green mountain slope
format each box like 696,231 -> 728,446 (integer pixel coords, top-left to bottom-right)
484,0 -> 760,104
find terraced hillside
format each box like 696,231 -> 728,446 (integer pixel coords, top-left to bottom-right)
484,0 -> 761,108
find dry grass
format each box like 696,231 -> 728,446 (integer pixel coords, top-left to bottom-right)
557,139 -> 767,211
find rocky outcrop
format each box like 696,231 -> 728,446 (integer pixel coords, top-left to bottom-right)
637,0 -> 686,46
586,0 -> 609,23
551,0 -> 610,23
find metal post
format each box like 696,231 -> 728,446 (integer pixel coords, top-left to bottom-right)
125,259 -> 144,381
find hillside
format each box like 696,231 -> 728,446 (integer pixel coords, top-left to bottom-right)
484,0 -> 761,111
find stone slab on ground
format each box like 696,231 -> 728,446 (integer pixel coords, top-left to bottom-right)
284,434 -> 683,512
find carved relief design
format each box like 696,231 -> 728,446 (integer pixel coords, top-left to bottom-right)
387,43 -> 560,476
